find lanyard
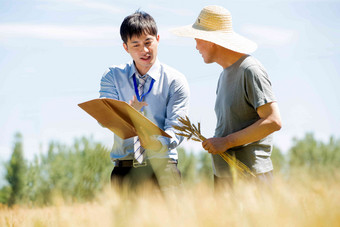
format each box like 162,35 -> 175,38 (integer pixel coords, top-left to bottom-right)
133,74 -> 155,102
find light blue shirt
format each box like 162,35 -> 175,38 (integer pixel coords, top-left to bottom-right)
99,59 -> 190,161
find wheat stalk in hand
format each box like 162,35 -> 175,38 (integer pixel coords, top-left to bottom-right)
173,116 -> 255,177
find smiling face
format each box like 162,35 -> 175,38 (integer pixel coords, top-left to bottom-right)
123,33 -> 159,75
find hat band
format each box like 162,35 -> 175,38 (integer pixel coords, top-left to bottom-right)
193,17 -> 233,32
192,22 -> 233,34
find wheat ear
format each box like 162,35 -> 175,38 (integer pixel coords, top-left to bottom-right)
173,116 -> 255,177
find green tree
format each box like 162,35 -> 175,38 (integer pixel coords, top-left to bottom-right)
289,133 -> 318,168
177,147 -> 197,185
271,146 -> 286,173
0,186 -> 10,204
21,136 -> 112,205
197,151 -> 213,185
318,136 -> 340,169
5,133 -> 26,206
288,133 -> 340,176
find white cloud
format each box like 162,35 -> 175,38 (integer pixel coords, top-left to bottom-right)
0,23 -> 119,41
0,23 -> 189,47
241,24 -> 297,46
38,0 -> 127,14
158,25 -> 194,46
147,4 -> 195,16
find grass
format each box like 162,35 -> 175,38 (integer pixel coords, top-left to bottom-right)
1,173 -> 340,227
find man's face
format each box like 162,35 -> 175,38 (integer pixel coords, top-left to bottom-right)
195,38 -> 215,64
123,33 -> 159,75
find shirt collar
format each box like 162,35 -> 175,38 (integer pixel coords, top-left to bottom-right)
128,59 -> 161,81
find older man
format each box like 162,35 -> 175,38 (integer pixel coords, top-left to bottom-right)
172,5 -> 282,186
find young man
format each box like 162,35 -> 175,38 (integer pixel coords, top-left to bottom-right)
100,11 -> 190,191
172,6 -> 281,186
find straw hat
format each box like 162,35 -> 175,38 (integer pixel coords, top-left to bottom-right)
171,5 -> 257,54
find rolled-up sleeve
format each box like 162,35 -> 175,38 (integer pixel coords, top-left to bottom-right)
110,135 -> 135,159
99,68 -> 133,159
99,69 -> 119,99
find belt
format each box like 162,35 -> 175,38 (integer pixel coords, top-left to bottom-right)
113,159 -> 178,168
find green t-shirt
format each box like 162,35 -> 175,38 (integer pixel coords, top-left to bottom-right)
212,55 -> 276,176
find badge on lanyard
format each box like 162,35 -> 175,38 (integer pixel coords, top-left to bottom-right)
133,74 -> 155,111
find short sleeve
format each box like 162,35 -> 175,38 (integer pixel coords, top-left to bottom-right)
244,66 -> 276,109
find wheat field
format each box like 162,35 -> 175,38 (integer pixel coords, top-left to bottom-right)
1,173 -> 340,227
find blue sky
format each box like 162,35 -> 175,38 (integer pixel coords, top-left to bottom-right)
1,0 -> 340,172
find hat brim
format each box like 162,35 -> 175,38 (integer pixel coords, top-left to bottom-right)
171,24 -> 257,54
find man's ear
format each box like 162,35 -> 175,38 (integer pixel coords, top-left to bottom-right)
123,43 -> 129,53
156,35 -> 160,42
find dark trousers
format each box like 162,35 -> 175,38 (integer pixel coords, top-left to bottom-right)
111,159 -> 182,191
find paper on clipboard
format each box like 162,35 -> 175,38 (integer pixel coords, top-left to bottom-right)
78,98 -> 171,141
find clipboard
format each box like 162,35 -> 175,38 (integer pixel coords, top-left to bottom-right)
78,98 -> 171,142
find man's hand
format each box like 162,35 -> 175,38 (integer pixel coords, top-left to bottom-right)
136,126 -> 163,152
140,135 -> 163,152
129,95 -> 148,111
202,137 -> 229,154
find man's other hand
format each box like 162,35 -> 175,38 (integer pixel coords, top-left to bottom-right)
129,95 -> 148,111
140,135 -> 163,152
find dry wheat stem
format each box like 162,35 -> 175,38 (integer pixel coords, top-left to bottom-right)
174,116 -> 255,177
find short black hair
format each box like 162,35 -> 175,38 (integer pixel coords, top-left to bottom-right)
120,10 -> 158,44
